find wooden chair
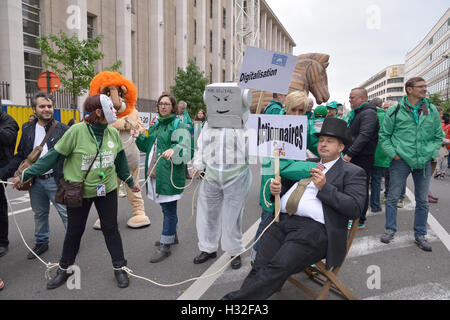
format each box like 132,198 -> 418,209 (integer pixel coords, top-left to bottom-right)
282,218 -> 360,300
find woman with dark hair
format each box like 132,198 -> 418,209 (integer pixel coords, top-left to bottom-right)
13,94 -> 140,289
194,109 -> 207,124
131,94 -> 191,263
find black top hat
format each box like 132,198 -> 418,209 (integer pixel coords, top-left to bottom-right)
314,117 -> 351,146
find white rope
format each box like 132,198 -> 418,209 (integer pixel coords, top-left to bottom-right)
1,154 -> 278,288
0,180 -> 60,280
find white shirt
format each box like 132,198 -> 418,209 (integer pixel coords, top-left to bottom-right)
280,158 -> 339,224
34,123 -> 53,175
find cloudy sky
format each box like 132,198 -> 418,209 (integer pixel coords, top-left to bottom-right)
265,0 -> 449,109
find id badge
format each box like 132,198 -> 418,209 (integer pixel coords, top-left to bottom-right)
97,184 -> 106,197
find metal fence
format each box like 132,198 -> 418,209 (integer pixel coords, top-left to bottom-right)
26,89 -> 75,109
0,81 -> 10,100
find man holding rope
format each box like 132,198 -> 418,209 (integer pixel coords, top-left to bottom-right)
223,118 -> 367,300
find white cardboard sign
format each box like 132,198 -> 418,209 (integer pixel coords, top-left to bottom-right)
238,46 -> 297,94
247,114 -> 308,161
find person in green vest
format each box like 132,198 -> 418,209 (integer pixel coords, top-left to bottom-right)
263,92 -> 286,114
13,94 -> 139,290
177,100 -> 194,134
132,94 -> 191,263
251,91 -> 322,264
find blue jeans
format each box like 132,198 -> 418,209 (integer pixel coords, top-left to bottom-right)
29,178 -> 68,245
160,201 -> 178,245
370,166 -> 386,211
385,159 -> 431,238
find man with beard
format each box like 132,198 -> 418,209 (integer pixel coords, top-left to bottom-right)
0,92 -> 69,260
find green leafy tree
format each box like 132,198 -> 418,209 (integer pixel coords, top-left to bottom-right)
428,93 -> 450,114
37,31 -> 122,111
171,60 -> 209,118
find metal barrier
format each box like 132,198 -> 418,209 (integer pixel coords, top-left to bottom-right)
1,105 -> 79,152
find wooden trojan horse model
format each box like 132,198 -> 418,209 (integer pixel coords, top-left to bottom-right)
252,53 -> 331,113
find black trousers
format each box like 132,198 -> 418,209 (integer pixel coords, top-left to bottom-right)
223,214 -> 328,300
59,191 -> 126,269
0,184 -> 8,247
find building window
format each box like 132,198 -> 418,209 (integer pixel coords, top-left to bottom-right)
223,8 -> 226,29
223,39 -> 226,59
222,69 -> 226,82
210,30 -> 213,52
87,15 -> 95,40
22,0 -> 42,93
210,0 -> 213,19
209,64 -> 213,83
194,20 -> 197,44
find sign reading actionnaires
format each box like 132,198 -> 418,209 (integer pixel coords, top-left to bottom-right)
247,114 -> 308,161
238,46 -> 298,94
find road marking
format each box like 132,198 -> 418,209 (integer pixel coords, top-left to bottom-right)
348,230 -> 439,259
177,219 -> 261,300
405,187 -> 450,254
364,277 -> 450,300
8,207 -> 33,216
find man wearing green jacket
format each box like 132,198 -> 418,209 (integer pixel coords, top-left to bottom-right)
263,93 -> 286,115
379,77 -> 444,251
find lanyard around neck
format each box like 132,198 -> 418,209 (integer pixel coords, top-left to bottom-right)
87,124 -> 104,172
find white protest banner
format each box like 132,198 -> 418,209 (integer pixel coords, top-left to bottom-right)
247,114 -> 308,161
139,112 -> 151,130
238,46 -> 297,94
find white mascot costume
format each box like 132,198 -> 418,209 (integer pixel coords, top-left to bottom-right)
192,83 -> 252,268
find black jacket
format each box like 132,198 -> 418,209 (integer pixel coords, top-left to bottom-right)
0,110 -> 19,168
278,158 -> 367,270
345,102 -> 379,171
0,119 -> 68,185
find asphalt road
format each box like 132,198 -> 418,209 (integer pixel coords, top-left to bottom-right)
1,163 -> 450,301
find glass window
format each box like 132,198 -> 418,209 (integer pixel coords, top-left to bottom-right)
23,34 -> 40,49
24,51 -> 41,68
87,15 -> 95,40
23,19 -> 40,37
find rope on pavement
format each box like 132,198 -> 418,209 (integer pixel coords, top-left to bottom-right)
0,180 -> 60,280
1,162 -> 278,289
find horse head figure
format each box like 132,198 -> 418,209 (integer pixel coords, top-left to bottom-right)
290,53 -> 330,105
252,53 -> 331,113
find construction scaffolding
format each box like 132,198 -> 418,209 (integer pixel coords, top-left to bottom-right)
234,0 -> 261,80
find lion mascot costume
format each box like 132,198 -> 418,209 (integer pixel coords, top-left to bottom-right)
89,71 -> 151,229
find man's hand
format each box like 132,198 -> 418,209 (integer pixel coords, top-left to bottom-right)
270,177 -> 282,196
11,176 -> 21,189
343,155 -> 352,163
311,168 -> 326,191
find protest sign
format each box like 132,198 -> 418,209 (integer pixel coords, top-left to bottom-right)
238,46 -> 297,95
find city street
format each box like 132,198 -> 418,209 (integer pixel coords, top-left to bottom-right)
1,161 -> 449,301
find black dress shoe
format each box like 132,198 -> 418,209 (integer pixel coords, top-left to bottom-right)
193,252 -> 217,264
0,246 -> 8,258
47,268 -> 70,290
27,244 -> 49,260
230,256 -> 242,270
114,269 -> 130,288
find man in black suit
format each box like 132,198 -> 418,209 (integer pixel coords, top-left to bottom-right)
223,118 -> 367,300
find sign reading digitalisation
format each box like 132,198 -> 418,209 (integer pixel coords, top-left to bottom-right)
247,114 -> 308,161
238,46 -> 298,94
